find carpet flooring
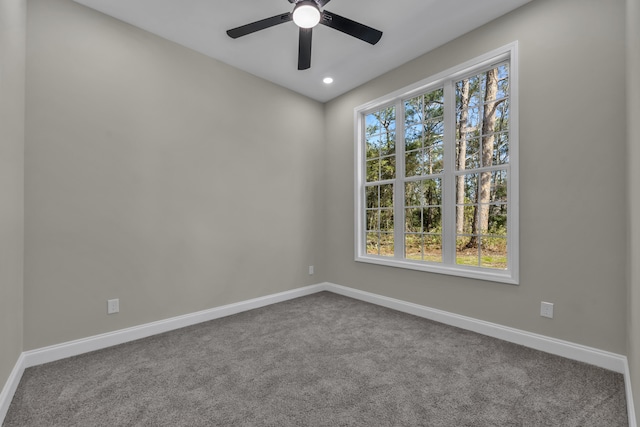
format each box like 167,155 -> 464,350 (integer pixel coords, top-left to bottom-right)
3,292 -> 628,426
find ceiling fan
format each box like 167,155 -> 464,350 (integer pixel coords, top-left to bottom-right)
226,0 -> 383,71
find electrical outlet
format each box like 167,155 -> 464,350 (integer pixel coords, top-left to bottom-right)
308,265 -> 314,275
540,301 -> 554,318
107,299 -> 119,314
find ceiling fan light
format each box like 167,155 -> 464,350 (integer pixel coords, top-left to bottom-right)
293,1 -> 321,28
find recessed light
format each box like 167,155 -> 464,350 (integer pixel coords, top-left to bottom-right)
323,77 -> 334,84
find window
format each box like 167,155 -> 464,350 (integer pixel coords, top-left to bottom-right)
355,43 -> 518,284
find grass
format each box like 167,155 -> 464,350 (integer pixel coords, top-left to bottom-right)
368,237 -> 507,270
456,254 -> 507,269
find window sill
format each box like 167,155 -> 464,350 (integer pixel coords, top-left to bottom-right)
355,254 -> 519,285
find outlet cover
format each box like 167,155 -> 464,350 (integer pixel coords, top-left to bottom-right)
540,301 -> 554,318
107,299 -> 119,314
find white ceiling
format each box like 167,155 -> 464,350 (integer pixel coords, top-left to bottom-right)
72,0 -> 532,102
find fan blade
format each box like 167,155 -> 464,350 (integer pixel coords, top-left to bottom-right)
298,27 -> 312,70
320,10 -> 382,45
227,13 -> 292,39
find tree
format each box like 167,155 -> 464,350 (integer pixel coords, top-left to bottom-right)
365,107 -> 396,254
456,79 -> 470,235
466,68 -> 505,249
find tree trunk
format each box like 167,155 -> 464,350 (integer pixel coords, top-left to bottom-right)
467,69 -> 499,249
456,79 -> 470,235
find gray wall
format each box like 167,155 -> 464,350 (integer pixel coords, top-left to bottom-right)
0,0 -> 25,394
628,0 -> 640,423
24,0 -> 326,350
324,0 -> 628,354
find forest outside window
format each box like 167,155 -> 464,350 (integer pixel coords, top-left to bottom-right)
355,44 -> 519,284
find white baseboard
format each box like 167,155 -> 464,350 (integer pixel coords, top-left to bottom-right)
0,353 -> 26,424
1,282 -> 636,427
625,359 -> 638,427
22,284 -> 327,369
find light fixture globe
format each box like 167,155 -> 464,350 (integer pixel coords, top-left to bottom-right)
292,1 -> 321,28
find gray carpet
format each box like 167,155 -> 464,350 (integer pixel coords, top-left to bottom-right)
3,292 -> 628,426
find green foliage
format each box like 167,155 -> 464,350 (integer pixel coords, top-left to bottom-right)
404,89 -> 444,178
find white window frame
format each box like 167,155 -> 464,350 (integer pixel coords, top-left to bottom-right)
354,42 -> 519,285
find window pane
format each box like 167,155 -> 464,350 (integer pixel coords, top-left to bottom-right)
480,117 -> 503,168
380,132 -> 396,156
380,233 -> 394,256
480,237 -> 507,269
425,88 -> 444,120
496,64 -> 510,99
380,184 -> 394,208
457,171 -> 508,209
405,181 -> 421,207
422,178 -> 442,206
380,209 -> 394,232
405,125 -> 422,151
460,206 -> 475,234
476,204 -> 491,234
405,179 -> 442,207
380,156 -> 396,180
366,107 -> 396,135
366,214 -> 393,256
405,150 -> 421,178
366,159 -> 379,182
493,130 -> 509,165
404,97 -> 423,126
463,136 -> 480,170
365,106 -> 396,183
405,234 -> 422,260
366,135 -> 380,159
456,236 -> 479,266
423,235 -> 442,263
420,149 -> 437,176
491,170 -> 508,203
366,186 -> 379,209
467,107 -> 482,129
365,114 -> 380,137
489,204 -> 508,235
456,174 -> 478,234
423,207 -> 441,233
423,138 -> 443,174
405,208 -> 422,232
494,99 -> 510,133
366,210 -> 379,231
457,173 -> 478,206
467,151 -> 480,170
404,88 -> 444,176
425,120 -> 444,138
366,232 -> 379,255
